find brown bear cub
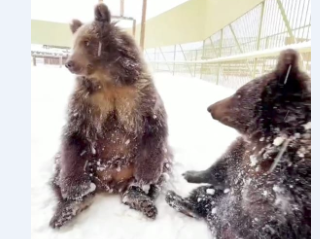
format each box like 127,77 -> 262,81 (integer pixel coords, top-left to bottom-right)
49,3 -> 172,228
166,49 -> 311,239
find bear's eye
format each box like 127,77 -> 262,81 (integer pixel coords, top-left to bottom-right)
237,94 -> 242,99
83,40 -> 91,47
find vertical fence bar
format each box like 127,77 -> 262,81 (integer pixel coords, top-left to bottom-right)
254,1 -> 265,77
132,19 -> 136,37
257,1 -> 265,51
216,29 -> 223,84
33,56 -> 36,66
120,0 -> 124,16
158,47 -> 171,72
178,44 -> 193,76
276,0 -> 296,43
229,24 -> 252,76
298,0 -> 307,40
173,45 -> 176,75
154,48 -> 157,71
140,0 -> 147,50
59,55 -> 63,68
209,37 -> 219,57
200,40 -> 205,79
194,50 -> 198,77
302,0 -> 311,40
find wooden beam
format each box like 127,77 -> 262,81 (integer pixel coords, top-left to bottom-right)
140,0 -> 147,50
120,0 -> 124,16
132,19 -> 136,37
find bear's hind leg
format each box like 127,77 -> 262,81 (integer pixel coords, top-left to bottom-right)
49,193 -> 95,229
165,190 -> 201,219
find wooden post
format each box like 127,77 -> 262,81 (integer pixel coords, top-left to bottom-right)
132,19 -> 136,37
33,56 -> 36,66
140,0 -> 147,50
59,55 -> 63,68
173,45 -> 176,75
120,0 -> 124,16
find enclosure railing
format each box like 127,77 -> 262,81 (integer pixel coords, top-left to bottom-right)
147,42 -> 310,89
145,0 -> 311,89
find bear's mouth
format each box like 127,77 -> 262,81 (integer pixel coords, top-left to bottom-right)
70,64 -> 93,76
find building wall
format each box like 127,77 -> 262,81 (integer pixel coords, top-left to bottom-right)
31,0 -> 264,49
134,0 -> 263,48
204,0 -> 263,39
31,20 -> 72,48
133,0 -> 207,48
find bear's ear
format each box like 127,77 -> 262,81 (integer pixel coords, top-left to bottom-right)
70,19 -> 83,34
94,3 -> 111,23
275,49 -> 301,80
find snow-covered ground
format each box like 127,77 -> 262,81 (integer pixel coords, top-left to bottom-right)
31,67 -> 238,239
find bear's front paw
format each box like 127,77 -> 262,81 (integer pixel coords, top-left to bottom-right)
61,177 -> 96,200
182,170 -> 203,183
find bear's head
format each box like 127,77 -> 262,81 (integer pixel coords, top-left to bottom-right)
207,49 -> 311,140
65,3 -> 143,85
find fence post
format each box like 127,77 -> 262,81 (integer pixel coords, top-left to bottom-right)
200,40 -> 205,79
59,55 -> 63,68
33,56 -> 36,66
154,48 -> 157,71
159,47 -> 171,72
178,44 -> 193,77
229,24 -> 252,77
276,0 -> 296,43
254,1 -> 265,77
172,45 -> 176,75
194,49 -> 198,77
217,29 -> 223,85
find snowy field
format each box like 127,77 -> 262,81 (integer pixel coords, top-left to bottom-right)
31,66 -> 238,239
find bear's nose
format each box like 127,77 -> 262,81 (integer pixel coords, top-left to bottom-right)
65,61 -> 75,69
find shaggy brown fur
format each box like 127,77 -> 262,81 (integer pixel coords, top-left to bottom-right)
166,49 -> 311,239
49,3 -> 172,228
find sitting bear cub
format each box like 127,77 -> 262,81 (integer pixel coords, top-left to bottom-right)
50,3 -> 172,228
166,49 -> 311,239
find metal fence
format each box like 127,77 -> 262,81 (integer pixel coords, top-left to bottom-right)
145,0 -> 311,89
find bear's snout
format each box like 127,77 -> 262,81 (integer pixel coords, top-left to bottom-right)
207,96 -> 232,122
65,60 -> 75,71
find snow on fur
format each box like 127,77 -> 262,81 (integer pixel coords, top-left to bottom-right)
31,68 -> 236,239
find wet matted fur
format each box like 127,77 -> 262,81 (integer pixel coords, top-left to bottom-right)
49,3 -> 172,228
166,49 -> 311,239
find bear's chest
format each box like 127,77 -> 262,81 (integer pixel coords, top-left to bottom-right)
86,127 -> 138,191
94,126 -> 138,161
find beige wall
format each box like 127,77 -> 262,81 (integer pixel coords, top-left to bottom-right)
31,20 -> 72,48
134,0 -> 207,48
204,0 -> 263,39
31,0 -> 264,49
134,0 -> 263,48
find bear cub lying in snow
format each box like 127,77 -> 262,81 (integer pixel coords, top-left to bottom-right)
49,3 -> 172,228
166,49 -> 311,239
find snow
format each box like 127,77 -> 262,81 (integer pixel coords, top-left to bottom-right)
303,122 -> 311,130
206,189 -> 215,195
142,185 -> 151,194
249,155 -> 258,166
223,189 -> 230,194
273,136 -> 285,146
31,67 -> 238,239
